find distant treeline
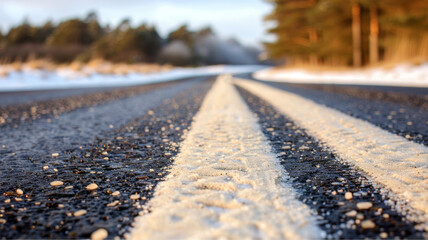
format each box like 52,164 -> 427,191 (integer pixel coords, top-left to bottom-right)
0,12 -> 260,66
266,0 -> 428,67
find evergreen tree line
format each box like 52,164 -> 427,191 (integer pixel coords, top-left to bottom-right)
265,0 -> 428,67
0,12 -> 260,66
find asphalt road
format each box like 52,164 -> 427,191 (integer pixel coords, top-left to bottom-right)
235,73 -> 428,146
0,75 -> 426,239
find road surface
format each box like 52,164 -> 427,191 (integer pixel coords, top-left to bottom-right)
0,75 -> 427,239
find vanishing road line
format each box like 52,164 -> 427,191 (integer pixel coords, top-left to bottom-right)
235,78 -> 428,216
129,75 -> 322,239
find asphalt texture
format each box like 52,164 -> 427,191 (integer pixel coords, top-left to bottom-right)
267,81 -> 428,146
0,78 -> 195,128
285,83 -> 428,109
0,79 -> 201,187
237,86 -> 425,239
0,73 -> 426,239
235,74 -> 428,146
0,78 -> 213,238
0,87 -> 118,107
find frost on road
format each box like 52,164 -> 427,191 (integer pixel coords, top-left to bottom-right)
235,78 -> 428,218
130,76 -> 322,239
0,75 -> 426,239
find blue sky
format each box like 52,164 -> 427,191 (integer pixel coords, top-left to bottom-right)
0,0 -> 273,47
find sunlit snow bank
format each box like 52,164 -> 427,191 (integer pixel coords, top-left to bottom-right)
0,65 -> 266,92
254,63 -> 428,87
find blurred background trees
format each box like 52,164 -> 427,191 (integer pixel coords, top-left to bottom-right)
265,0 -> 428,67
0,12 -> 259,66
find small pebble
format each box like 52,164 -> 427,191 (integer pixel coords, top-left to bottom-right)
43,166 -> 49,170
356,213 -> 364,220
86,183 -> 98,191
299,146 -> 310,150
16,189 -> 23,195
103,157 -> 109,160
361,220 -> 375,229
52,153 -> 59,157
65,186 -> 74,190
357,202 -> 372,210
4,199 -> 11,203
74,209 -> 87,217
111,191 -> 120,196
380,232 -> 388,238
106,200 -> 120,207
130,194 -> 140,200
346,210 -> 357,217
345,192 -> 353,200
58,204 -> 65,208
91,228 -> 108,240
0,219 -> 6,224
50,181 -> 64,187
382,213 -> 390,219
149,169 -> 154,173
101,151 -> 108,156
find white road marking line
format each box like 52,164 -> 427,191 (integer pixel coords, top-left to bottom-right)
235,78 -> 428,216
129,75 -> 322,239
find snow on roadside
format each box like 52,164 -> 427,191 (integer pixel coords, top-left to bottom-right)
0,65 -> 265,92
254,63 -> 428,87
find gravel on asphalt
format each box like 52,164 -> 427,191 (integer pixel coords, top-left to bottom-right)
0,79 -> 213,238
237,86 -> 425,239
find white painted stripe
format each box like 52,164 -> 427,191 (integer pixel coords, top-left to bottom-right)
235,78 -> 428,215
129,75 -> 322,239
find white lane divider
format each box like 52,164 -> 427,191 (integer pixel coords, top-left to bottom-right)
235,78 -> 428,216
129,75 -> 322,239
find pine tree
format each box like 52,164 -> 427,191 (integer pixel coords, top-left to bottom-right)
306,0 -> 353,65
352,1 -> 362,67
46,19 -> 92,46
167,25 -> 195,48
265,0 -> 318,64
264,0 -> 427,66
378,0 -> 428,61
6,22 -> 37,45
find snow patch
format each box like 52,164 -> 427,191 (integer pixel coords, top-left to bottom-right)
254,63 -> 428,87
0,65 -> 266,92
